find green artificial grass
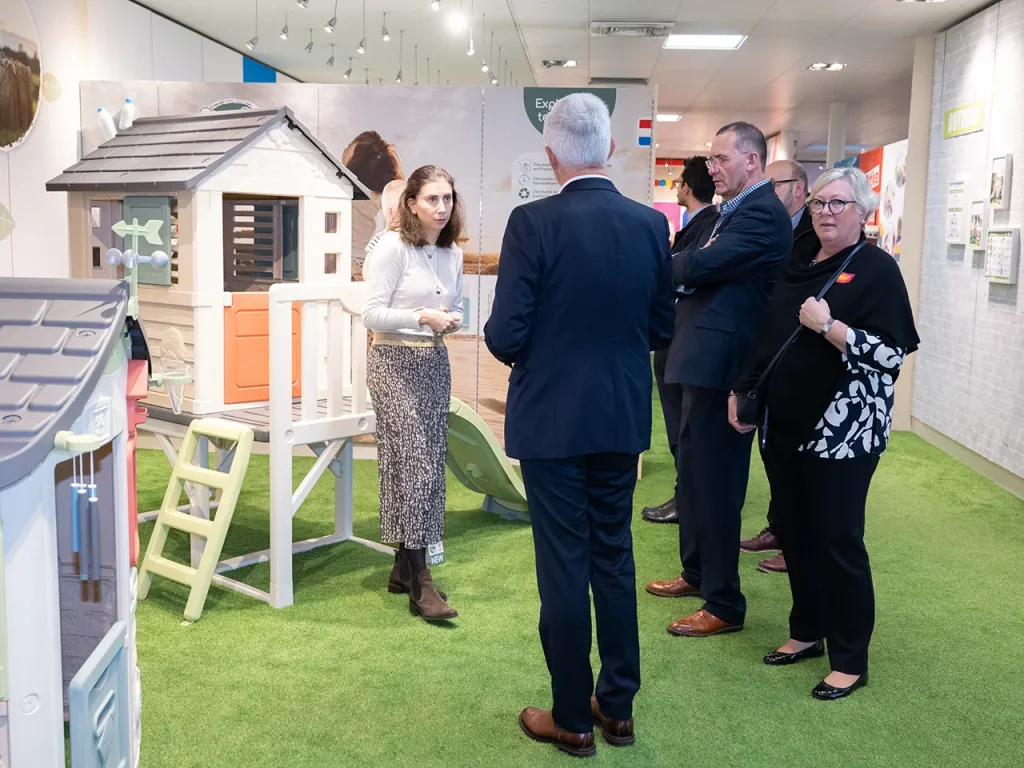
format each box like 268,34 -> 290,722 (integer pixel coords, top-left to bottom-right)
132,416 -> 1024,767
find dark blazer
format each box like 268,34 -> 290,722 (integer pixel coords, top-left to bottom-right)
793,206 -> 815,246
671,204 -> 719,255
484,177 -> 675,461
664,181 -> 792,391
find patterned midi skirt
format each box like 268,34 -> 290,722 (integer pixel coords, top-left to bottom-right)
366,342 -> 450,549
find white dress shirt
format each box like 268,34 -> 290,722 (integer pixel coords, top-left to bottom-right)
362,230 -> 464,337
558,173 -> 612,193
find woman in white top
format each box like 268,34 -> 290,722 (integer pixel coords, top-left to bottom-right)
363,165 -> 464,622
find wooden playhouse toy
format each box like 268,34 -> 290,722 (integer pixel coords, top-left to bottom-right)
0,277 -> 146,767
47,105 -> 371,417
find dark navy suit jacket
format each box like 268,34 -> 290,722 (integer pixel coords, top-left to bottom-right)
664,182 -> 792,391
484,177 -> 675,461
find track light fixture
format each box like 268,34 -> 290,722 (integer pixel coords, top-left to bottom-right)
280,10 -> 288,40
327,44 -> 335,67
305,28 -> 314,53
382,12 -> 390,42
357,0 -> 366,53
344,58 -> 353,79
296,0 -> 308,7
325,0 -> 337,33
431,0 -> 441,9
246,0 -> 258,50
395,29 -> 403,82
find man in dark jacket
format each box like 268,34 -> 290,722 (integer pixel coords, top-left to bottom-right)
643,157 -> 719,524
486,93 -> 674,757
646,122 -> 791,638
739,158 -> 814,574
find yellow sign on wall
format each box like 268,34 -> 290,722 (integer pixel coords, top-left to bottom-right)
943,100 -> 986,139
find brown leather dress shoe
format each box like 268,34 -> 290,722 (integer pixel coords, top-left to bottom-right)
740,527 -> 781,553
667,609 -> 743,637
757,552 -> 787,573
591,696 -> 634,747
519,707 -> 596,758
645,575 -> 700,598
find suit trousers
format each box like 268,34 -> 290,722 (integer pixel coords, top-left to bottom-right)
520,453 -> 641,733
762,446 -> 879,675
653,349 -> 683,468
677,386 -> 752,626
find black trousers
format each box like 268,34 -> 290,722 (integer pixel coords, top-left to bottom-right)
762,447 -> 880,675
677,386 -> 752,626
653,350 -> 683,470
520,453 -> 641,733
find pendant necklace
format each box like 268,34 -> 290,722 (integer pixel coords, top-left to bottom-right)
423,244 -> 443,296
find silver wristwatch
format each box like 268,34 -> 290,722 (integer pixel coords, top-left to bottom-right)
820,317 -> 835,336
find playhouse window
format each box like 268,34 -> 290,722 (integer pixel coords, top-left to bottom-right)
324,253 -> 338,274
325,212 -> 338,234
223,196 -> 300,291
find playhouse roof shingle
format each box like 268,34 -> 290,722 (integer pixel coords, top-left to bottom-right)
0,279 -> 129,489
45,107 -> 371,199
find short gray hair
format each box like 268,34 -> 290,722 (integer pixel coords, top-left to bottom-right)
810,167 -> 880,216
543,93 -> 611,169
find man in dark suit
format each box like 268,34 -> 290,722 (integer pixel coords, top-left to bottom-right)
739,158 -> 814,573
646,121 -> 791,637
485,93 -> 674,758
643,156 -> 719,524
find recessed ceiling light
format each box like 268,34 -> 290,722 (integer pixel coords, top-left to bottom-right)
657,113 -> 682,122
663,34 -> 747,50
808,62 -> 846,71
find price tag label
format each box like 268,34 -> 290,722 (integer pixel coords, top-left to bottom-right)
427,541 -> 445,566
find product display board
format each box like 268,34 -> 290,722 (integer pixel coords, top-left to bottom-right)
970,200 -> 986,248
990,154 -> 1012,210
984,228 -> 1019,283
946,180 -> 968,244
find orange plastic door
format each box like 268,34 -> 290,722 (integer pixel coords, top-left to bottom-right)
224,292 -> 302,405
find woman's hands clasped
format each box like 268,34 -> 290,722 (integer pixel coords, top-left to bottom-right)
800,297 -> 831,332
416,308 -> 460,334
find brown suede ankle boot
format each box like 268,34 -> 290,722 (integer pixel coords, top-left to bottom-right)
409,568 -> 457,621
388,551 -> 446,599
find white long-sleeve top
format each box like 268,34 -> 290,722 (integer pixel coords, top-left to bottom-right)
362,230 -> 464,336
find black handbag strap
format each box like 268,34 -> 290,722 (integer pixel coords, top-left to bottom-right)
749,241 -> 866,394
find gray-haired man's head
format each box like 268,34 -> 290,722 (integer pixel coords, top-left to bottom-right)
543,93 -> 615,185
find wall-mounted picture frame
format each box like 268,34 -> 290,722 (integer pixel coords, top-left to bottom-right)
969,200 -> 985,248
985,227 -> 1019,284
946,180 -> 967,244
990,154 -> 1012,210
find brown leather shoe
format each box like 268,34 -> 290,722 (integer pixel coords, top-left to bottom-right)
409,569 -> 457,621
757,552 -> 787,573
519,707 -> 596,758
591,696 -> 634,747
740,527 -> 780,553
645,576 -> 700,598
667,609 -> 743,637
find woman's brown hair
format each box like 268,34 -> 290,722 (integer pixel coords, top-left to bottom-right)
396,165 -> 466,249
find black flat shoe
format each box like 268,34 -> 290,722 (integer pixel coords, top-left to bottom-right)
812,671 -> 868,700
763,639 -> 825,666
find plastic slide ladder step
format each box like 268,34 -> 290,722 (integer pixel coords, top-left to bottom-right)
189,417 -> 254,443
175,463 -> 230,490
159,508 -> 215,538
144,555 -> 198,587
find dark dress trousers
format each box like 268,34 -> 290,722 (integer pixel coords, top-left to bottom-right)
485,176 -> 674,732
665,182 -> 791,626
655,205 -> 720,469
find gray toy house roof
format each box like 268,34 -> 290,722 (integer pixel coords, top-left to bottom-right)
45,107 -> 371,200
0,279 -> 129,490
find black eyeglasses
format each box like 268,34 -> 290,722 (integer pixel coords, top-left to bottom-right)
772,179 -> 799,188
807,198 -> 856,215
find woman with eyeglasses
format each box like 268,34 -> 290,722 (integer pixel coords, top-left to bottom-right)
363,165 -> 464,623
728,166 -> 919,700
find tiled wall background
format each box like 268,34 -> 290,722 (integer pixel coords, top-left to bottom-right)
915,0 -> 1024,478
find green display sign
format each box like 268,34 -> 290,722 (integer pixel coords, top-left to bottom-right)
943,100 -> 986,139
522,88 -> 617,134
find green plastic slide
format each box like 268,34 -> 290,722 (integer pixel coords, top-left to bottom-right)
446,397 -> 529,521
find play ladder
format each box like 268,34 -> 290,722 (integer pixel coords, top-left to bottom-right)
138,418 -> 254,622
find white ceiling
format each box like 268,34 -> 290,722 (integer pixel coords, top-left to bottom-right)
135,0 -> 993,158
